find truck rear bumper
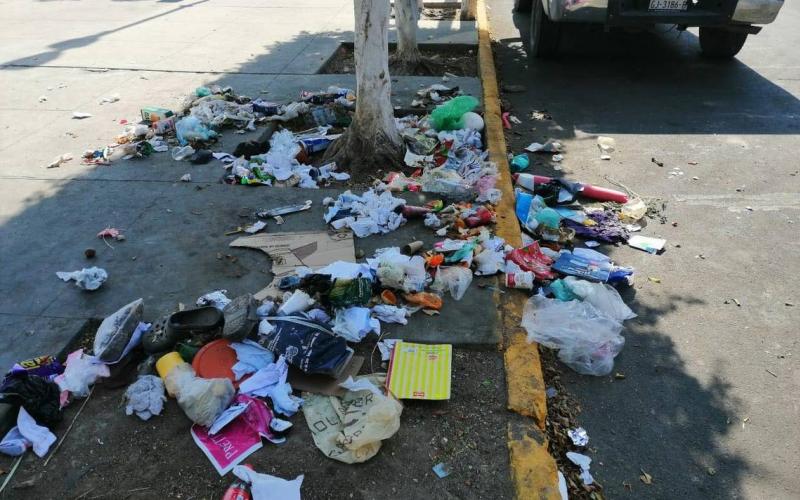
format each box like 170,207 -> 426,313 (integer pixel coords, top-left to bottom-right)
545,0 -> 784,26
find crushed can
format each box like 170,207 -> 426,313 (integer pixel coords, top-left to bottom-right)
505,272 -> 534,290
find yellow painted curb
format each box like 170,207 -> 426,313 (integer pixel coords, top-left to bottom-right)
475,0 -> 561,497
508,421 -> 562,500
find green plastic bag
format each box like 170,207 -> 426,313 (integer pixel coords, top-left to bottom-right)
430,96 -> 479,131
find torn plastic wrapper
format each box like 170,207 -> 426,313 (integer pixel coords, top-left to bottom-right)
257,200 -> 312,218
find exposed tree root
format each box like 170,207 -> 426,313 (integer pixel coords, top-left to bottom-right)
322,125 -> 405,181
389,54 -> 446,76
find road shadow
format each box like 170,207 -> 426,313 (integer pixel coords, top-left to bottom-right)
492,6 -> 769,498
494,12 -> 800,137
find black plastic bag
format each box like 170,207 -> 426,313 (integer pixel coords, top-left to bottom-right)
0,373 -> 62,428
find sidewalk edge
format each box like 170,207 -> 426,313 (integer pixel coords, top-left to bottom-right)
475,0 -> 561,498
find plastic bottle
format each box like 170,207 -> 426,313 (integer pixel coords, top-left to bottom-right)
222,464 -> 253,500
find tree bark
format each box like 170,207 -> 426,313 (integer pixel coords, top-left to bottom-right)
395,0 -> 421,64
460,0 -> 477,20
324,0 -> 404,175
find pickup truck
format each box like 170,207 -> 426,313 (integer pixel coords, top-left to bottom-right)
514,0 -> 785,58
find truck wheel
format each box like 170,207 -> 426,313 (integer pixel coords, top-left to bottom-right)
699,27 -> 748,58
514,0 -> 532,12
530,0 -> 560,58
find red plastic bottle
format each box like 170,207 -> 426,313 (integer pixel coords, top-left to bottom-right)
222,465 -> 252,500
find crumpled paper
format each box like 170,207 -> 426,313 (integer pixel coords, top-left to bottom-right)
324,189 -> 406,238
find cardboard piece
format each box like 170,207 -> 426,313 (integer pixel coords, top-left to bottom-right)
230,230 -> 355,278
288,355 -> 364,397
386,341 -> 452,400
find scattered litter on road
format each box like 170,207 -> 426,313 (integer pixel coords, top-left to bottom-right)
232,465 -> 303,500
566,451 -> 594,485
432,462 -> 452,478
45,153 -> 73,169
99,94 -> 120,105
55,267 -> 107,291
525,141 -> 562,154
628,235 -> 666,254
567,427 -> 589,447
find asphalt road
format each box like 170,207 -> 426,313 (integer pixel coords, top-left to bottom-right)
487,1 -> 800,498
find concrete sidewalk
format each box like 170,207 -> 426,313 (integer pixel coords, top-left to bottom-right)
0,0 -> 482,369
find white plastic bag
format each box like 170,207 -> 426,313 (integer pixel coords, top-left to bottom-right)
165,363 -> 235,427
57,349 -> 110,398
522,294 -> 625,376
232,466 -> 303,500
432,266 -> 473,301
563,277 -> 636,323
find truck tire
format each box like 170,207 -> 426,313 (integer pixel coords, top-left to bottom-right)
530,0 -> 560,58
699,27 -> 748,58
514,0 -> 532,12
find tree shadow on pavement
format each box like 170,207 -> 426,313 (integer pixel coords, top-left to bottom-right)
0,16 -> 520,499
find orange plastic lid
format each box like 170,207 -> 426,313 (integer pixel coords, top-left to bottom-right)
192,339 -> 244,387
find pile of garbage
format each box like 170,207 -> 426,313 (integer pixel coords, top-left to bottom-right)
81,85 -> 355,189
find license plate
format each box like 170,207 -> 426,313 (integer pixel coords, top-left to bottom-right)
649,0 -> 688,11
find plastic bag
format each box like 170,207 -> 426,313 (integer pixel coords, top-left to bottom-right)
232,466 -> 303,500
264,129 -> 301,181
94,298 -> 143,362
432,266 -> 473,301
0,373 -> 63,428
57,349 -> 110,398
373,248 -> 427,293
522,294 -> 625,376
176,116 -> 217,145
563,277 -> 637,323
56,266 -> 107,291
302,374 -> 401,464
164,363 -> 235,427
430,96 -> 479,131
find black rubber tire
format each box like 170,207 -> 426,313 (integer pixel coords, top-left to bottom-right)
699,27 -> 748,58
514,0 -> 532,12
529,0 -> 560,58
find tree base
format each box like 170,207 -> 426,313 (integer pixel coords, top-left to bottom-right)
322,126 -> 405,181
389,54 -> 445,76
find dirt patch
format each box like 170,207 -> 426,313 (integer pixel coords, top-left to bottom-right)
421,7 -> 459,20
321,44 -> 477,77
1,348 -> 514,499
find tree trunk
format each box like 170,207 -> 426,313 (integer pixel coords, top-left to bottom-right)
323,0 -> 404,175
395,0 -> 421,64
460,0 -> 477,20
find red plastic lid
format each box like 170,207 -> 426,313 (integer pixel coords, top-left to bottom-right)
192,339 -> 244,387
